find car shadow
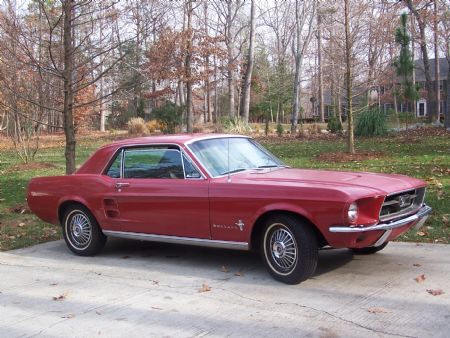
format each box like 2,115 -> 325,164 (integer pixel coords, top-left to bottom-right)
18,238 -> 354,281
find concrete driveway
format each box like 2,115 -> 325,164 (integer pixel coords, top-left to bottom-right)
0,240 -> 449,338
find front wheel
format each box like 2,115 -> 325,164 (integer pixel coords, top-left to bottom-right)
351,242 -> 388,254
62,205 -> 106,256
261,215 -> 318,284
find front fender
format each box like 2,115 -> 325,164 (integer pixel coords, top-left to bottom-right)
248,202 -> 321,243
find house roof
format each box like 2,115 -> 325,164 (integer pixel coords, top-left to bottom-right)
414,58 -> 448,82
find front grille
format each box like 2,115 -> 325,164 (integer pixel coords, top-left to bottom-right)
379,187 -> 425,222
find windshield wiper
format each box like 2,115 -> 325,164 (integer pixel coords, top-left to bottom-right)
257,165 -> 280,168
220,168 -> 247,175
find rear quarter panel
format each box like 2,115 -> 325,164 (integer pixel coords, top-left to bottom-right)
27,174 -> 115,229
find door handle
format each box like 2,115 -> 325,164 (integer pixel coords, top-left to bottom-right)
115,182 -> 130,190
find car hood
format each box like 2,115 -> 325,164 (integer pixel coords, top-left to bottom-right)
232,168 -> 426,196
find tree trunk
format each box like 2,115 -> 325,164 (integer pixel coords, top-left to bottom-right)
291,0 -> 302,134
434,0 -> 440,123
405,0 -> 435,122
239,0 -> 255,123
411,14 -> 417,117
99,20 -> 106,132
446,57 -> 450,129
317,12 -> 324,122
226,0 -> 235,117
203,2 -> 211,122
63,0 -> 76,174
213,53 -> 219,123
185,0 -> 193,132
344,0 -> 354,154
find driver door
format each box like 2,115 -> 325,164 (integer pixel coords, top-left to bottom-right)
104,146 -> 210,239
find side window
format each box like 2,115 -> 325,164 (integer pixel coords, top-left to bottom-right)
124,148 -> 184,179
182,153 -> 202,179
106,152 -> 121,178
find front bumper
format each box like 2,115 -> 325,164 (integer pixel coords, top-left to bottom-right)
329,204 -> 432,247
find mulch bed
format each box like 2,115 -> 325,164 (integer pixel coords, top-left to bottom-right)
7,162 -> 57,172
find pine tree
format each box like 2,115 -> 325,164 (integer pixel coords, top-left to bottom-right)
393,13 -> 419,129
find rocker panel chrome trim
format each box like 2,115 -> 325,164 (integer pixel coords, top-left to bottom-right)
102,230 -> 249,250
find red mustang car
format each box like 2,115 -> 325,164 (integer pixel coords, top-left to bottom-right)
27,134 -> 431,284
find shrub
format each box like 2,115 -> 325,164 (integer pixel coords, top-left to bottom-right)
327,115 -> 342,133
192,125 -> 204,133
304,123 -> 321,135
152,102 -> 183,134
146,120 -> 162,133
276,122 -> 284,137
355,108 -> 388,137
220,116 -> 252,134
127,117 -> 148,135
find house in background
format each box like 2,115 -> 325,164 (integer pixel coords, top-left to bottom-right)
379,58 -> 448,118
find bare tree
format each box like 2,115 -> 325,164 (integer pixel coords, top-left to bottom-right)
317,6 -> 325,123
291,0 -> 316,133
211,0 -> 246,118
239,0 -> 256,123
433,0 -> 440,123
344,0 -> 354,154
404,0 -> 436,122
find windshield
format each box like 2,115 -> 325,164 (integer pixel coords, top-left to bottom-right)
188,137 -> 284,177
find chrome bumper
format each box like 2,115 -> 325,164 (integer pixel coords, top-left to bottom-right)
329,204 -> 432,234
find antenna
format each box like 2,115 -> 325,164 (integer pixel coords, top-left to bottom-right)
227,137 -> 231,183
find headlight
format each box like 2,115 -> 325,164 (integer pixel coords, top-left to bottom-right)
348,202 -> 358,223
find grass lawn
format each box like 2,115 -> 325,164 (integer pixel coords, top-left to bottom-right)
0,128 -> 448,251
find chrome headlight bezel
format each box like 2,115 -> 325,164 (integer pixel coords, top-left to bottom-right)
347,202 -> 358,223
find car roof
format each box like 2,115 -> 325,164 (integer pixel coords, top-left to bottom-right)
104,133 -> 250,149
77,133 -> 250,175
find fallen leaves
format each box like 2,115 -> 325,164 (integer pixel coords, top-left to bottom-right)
52,293 -> 67,301
426,289 -> 445,296
61,313 -> 75,319
234,271 -> 244,277
413,263 -> 421,267
414,274 -> 426,283
198,283 -> 211,293
221,265 -> 229,273
9,204 -> 31,214
367,307 -> 388,314
416,231 -> 427,237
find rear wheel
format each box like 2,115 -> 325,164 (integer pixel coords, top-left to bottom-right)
261,215 -> 318,284
351,242 -> 388,254
62,205 -> 106,256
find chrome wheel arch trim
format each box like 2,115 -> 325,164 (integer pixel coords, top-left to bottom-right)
102,230 -> 249,251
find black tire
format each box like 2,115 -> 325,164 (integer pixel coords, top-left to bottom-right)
62,205 -> 106,256
261,214 -> 318,284
351,242 -> 388,255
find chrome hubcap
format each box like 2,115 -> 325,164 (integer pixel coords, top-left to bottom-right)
69,213 -> 92,247
270,227 -> 297,270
